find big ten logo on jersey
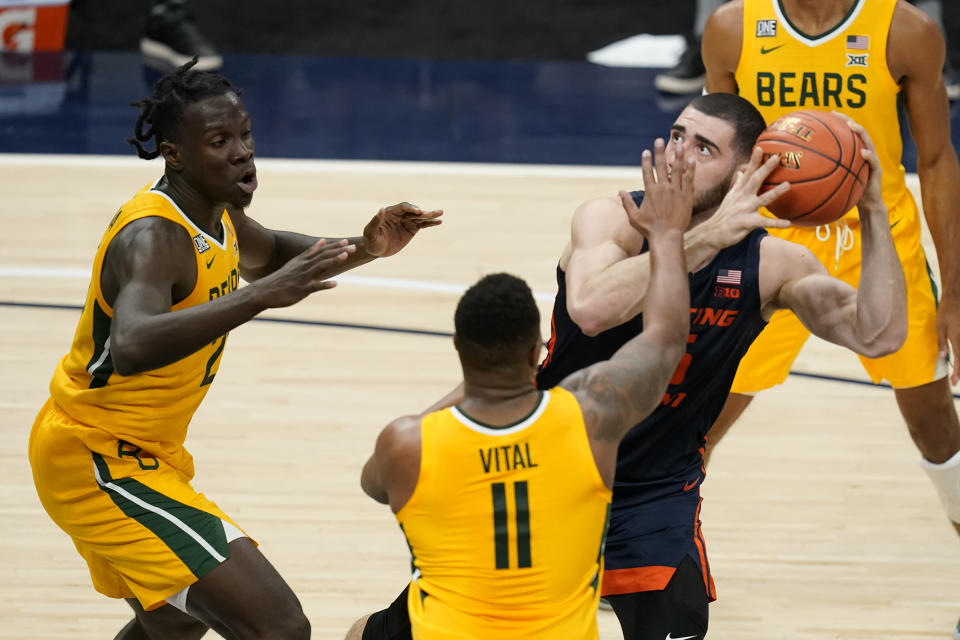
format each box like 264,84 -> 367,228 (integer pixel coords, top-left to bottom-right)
756,20 -> 777,37
756,72 -> 866,109
208,268 -> 240,301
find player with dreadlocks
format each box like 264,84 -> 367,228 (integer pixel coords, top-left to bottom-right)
28,58 -> 442,639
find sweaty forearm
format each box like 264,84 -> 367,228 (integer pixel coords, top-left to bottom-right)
633,230 -> 690,360
855,206 -> 907,351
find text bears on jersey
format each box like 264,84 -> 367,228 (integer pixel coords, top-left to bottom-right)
756,71 -> 866,108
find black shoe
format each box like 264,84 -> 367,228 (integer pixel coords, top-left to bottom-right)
140,0 -> 222,71
655,36 -> 705,95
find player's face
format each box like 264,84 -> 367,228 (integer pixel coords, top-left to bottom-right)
174,92 -> 258,208
667,107 -> 739,214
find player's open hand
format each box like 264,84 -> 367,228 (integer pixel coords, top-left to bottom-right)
832,111 -> 882,216
253,239 -> 356,308
708,146 -> 791,247
363,202 -> 443,257
625,138 -> 695,236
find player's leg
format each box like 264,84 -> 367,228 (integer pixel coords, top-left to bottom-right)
896,380 -> 960,536
114,598 -> 208,640
345,585 -> 411,640
858,211 -> 960,536
705,306 -> 811,464
606,556 -> 708,640
175,537 -> 310,640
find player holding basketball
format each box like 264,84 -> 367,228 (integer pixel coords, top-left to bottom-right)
27,59 -> 441,639
702,0 -> 960,557
350,135 -> 695,639
534,92 -> 906,639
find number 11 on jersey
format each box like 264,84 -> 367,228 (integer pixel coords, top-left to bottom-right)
491,480 -> 531,569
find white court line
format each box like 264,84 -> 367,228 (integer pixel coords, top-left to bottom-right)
0,265 -> 558,303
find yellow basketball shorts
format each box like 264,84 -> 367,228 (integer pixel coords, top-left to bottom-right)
731,199 -> 944,393
28,398 -> 249,610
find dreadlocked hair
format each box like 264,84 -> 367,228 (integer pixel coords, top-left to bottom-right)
127,57 -> 239,160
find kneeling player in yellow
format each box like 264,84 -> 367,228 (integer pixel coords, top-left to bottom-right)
349,147 -> 696,640
29,59 -> 442,639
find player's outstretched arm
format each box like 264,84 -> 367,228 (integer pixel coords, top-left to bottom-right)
105,218 -> 355,375
766,120 -> 907,358
231,202 -> 442,282
560,184 -> 691,487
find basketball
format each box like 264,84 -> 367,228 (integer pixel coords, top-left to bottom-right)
757,110 -> 870,226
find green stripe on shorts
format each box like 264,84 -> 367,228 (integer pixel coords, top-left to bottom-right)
91,452 -> 230,578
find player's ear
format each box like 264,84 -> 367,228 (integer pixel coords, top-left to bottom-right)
527,337 -> 543,368
160,140 -> 183,170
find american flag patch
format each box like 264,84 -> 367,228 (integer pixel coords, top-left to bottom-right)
716,269 -> 742,285
846,35 -> 869,50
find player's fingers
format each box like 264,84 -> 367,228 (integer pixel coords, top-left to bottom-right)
619,190 -> 638,213
639,149 -> 655,191
415,220 -> 443,228
309,279 -> 338,292
756,213 -> 791,229
653,138 -> 667,185
751,153 -> 781,188
384,202 -> 423,215
681,155 -> 696,194
302,238 -> 329,256
755,180 -> 789,208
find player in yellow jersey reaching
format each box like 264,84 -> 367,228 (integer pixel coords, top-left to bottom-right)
348,142 -> 696,640
28,58 -> 441,640
703,0 -> 960,633
703,0 -> 960,531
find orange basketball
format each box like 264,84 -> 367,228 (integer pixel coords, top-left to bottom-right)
757,110 -> 870,226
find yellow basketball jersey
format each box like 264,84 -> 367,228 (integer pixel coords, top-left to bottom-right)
735,0 -> 911,219
396,388 -> 612,640
49,179 -> 240,476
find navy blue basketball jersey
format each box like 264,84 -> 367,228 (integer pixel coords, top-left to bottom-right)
537,191 -> 768,507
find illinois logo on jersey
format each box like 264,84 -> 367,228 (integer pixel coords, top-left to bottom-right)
756,20 -> 777,37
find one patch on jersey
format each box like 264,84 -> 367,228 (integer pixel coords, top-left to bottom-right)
846,52 -> 869,67
193,234 -> 211,253
756,20 -> 777,37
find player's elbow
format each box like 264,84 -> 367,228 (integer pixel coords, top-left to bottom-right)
568,300 -> 613,337
858,324 -> 907,359
109,330 -> 151,376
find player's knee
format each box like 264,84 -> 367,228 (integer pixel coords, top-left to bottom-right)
920,449 -> 960,524
276,612 -> 310,640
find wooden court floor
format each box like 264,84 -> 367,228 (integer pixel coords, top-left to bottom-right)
1,156 -> 958,639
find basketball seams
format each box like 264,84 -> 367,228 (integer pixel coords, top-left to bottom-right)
758,110 -> 869,223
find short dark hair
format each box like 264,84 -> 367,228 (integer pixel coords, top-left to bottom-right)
127,57 -> 239,160
454,273 -> 540,367
688,93 -> 766,160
